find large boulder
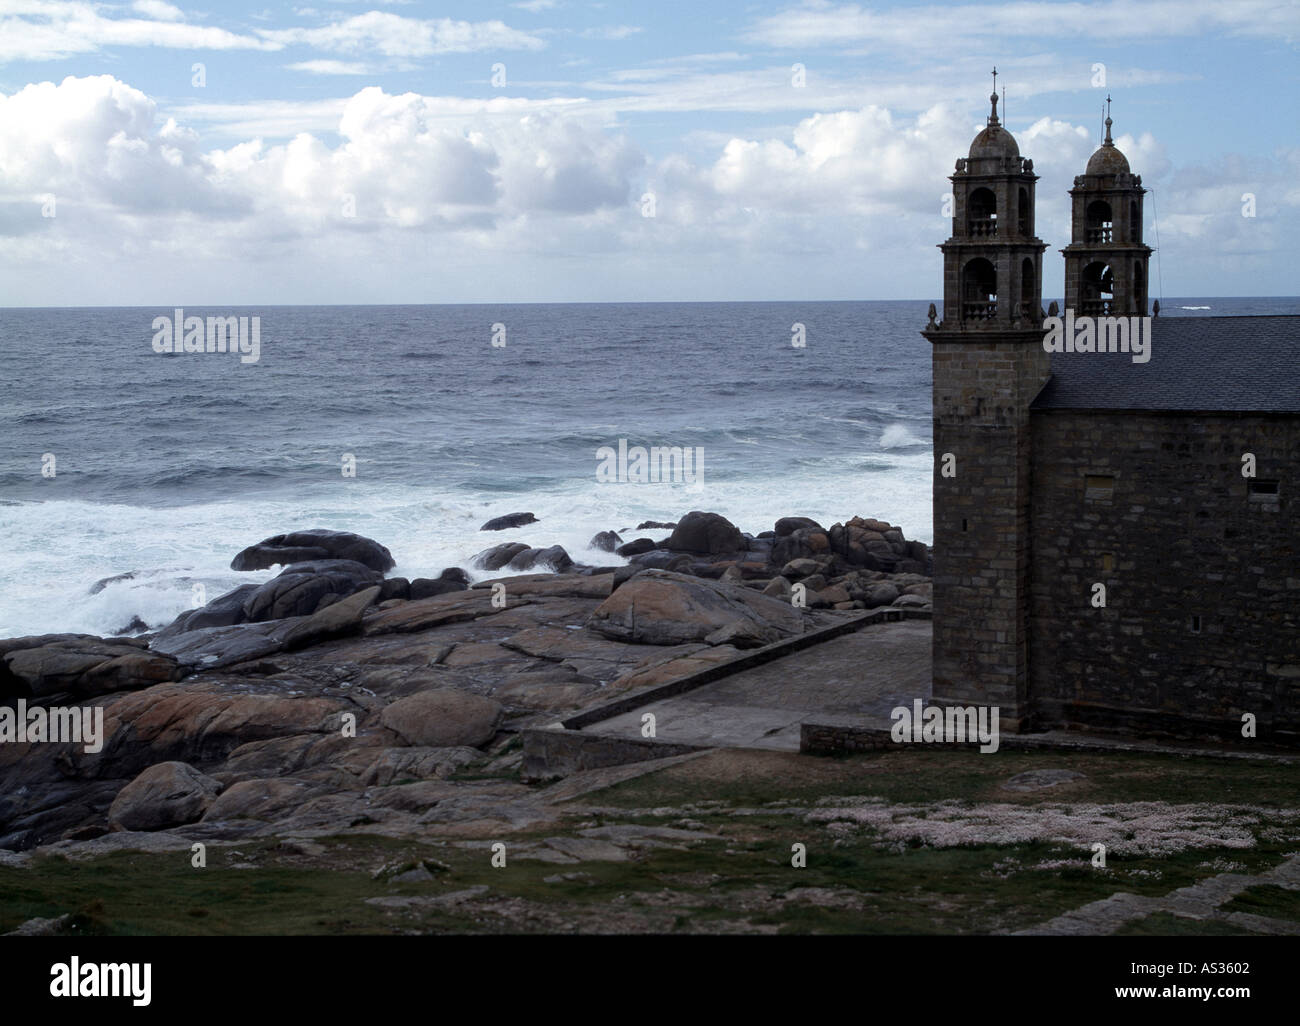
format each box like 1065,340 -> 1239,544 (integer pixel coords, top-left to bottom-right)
151,585 -> 379,668
149,620 -> 294,670
859,582 -> 901,608
410,569 -> 471,600
506,546 -> 573,573
379,690 -> 504,749
378,577 -> 410,601
61,684 -> 348,781
241,559 -> 383,622
615,538 -> 657,557
472,542 -> 531,571
664,512 -> 745,555
280,585 -> 380,650
586,569 -> 805,648
201,778 -> 319,824
0,634 -> 182,699
480,512 -> 538,532
770,526 -> 834,567
108,761 -> 223,832
230,530 -> 395,573
152,584 -> 259,642
628,550 -> 693,572
590,531 -> 623,553
774,517 -> 823,537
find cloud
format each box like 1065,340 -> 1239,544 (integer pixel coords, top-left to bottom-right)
0,75 -> 641,250
580,25 -> 643,40
130,0 -> 184,21
0,0 -> 279,61
0,73 -> 1294,304
0,74 -> 245,221
173,93 -> 591,140
512,0 -> 559,10
651,104 -> 974,224
743,0 -> 1300,49
257,12 -> 546,57
286,59 -> 371,75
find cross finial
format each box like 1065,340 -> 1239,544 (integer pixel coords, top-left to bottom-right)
1104,94 -> 1113,144
988,67 -> 1000,124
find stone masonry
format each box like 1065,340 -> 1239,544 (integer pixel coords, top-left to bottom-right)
1029,410 -> 1300,741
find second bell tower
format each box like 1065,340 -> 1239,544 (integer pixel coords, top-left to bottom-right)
1062,99 -> 1153,316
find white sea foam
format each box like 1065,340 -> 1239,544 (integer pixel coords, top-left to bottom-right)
0,459 -> 932,637
878,423 -> 926,449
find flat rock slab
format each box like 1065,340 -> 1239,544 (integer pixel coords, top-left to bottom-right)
365,886 -> 490,909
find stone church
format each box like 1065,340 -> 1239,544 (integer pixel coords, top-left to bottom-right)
921,83 -> 1299,744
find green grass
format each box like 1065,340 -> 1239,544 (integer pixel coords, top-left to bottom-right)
3,745 -> 1296,935
582,746 -> 1300,810
1116,912 -> 1266,936
3,826 -> 1291,936
1221,885 -> 1300,924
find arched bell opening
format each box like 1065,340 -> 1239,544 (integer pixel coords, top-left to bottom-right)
968,188 -> 997,237
1085,199 -> 1113,244
1082,261 -> 1113,316
962,257 -> 998,321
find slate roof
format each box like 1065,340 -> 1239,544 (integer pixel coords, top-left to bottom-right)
1030,315 -> 1300,412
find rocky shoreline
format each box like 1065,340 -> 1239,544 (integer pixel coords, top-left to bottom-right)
0,511 -> 929,854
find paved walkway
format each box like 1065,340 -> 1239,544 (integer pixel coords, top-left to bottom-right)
589,620 -> 932,751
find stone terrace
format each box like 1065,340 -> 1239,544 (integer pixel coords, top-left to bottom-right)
586,619 -> 933,751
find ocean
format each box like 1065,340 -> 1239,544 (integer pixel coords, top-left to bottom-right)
1,298 -> 1294,638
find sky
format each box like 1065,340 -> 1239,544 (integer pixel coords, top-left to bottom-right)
0,0 -> 1296,306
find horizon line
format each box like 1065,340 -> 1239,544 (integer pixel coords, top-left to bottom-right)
2,295 -> 1296,312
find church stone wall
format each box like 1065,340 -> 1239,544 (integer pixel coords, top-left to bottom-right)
1028,409 -> 1300,742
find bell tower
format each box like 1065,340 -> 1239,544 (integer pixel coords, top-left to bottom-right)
921,71 -> 1050,729
1062,98 -> 1153,315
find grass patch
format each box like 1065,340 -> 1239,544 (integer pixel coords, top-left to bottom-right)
1116,912 -> 1265,936
580,746 -> 1300,810
1221,885 -> 1300,924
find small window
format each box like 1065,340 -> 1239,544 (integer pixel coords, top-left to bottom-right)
1190,615 -> 1202,634
1102,553 -> 1115,573
1249,480 -> 1279,496
961,518 -> 969,532
1085,474 -> 1115,500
